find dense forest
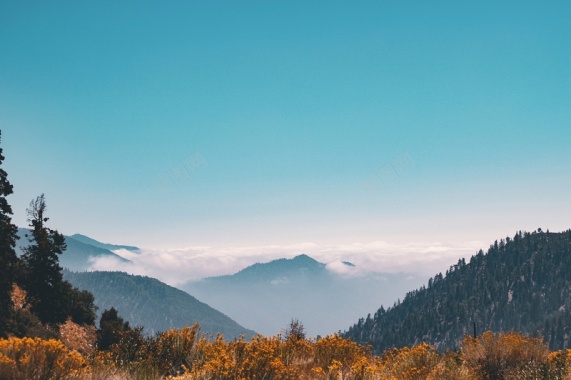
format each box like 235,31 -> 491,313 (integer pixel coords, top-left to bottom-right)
344,229 -> 571,352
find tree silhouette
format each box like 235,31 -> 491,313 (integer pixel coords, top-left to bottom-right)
21,194 -> 69,324
97,307 -> 131,351
0,130 -> 19,336
66,287 -> 97,325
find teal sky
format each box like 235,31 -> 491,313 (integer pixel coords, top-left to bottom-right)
1,1 -> 570,254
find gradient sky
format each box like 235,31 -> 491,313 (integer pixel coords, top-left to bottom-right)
1,1 -> 570,262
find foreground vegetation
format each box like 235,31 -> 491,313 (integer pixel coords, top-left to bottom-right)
2,325 -> 571,380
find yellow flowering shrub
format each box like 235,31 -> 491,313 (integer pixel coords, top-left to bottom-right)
312,334 -> 371,380
0,336 -> 85,380
4,324 -> 568,380
377,342 -> 440,380
461,331 -> 550,380
426,350 -> 475,380
190,335 -> 241,379
188,334 -> 301,380
148,324 -> 199,376
238,335 -> 292,379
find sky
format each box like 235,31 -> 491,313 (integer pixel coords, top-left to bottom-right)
1,1 -> 570,279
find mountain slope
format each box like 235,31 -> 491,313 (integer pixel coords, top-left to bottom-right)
69,233 -> 140,252
227,254 -> 326,281
64,270 -> 257,339
16,228 -> 129,272
343,229 -> 571,352
183,254 -> 425,337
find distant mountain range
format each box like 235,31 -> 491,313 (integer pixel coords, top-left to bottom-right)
15,226 -> 571,349
343,229 -> 571,352
16,228 -> 131,272
68,233 -> 140,252
64,270 -> 257,339
182,254 -> 425,337
18,224 -> 428,338
16,228 -> 255,338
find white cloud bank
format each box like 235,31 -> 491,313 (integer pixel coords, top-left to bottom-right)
87,240 -> 485,288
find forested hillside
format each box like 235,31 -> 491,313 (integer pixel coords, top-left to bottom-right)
344,229 -> 571,352
64,270 -> 257,339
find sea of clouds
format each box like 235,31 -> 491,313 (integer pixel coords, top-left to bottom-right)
87,240 -> 485,288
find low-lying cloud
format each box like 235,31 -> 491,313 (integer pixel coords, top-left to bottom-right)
87,240 -> 485,288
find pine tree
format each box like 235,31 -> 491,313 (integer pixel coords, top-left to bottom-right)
97,307 -> 131,350
0,131 -> 19,336
21,194 -> 69,324
66,286 -> 97,325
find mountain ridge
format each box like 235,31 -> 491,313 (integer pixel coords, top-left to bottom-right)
64,270 -> 257,339
15,228 -> 130,272
343,229 -> 571,352
69,233 -> 140,252
209,254 -> 326,282
183,253 -> 425,337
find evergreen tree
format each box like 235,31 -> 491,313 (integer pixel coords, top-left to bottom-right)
21,194 -> 69,324
65,286 -> 97,325
97,307 -> 131,350
0,131 -> 19,336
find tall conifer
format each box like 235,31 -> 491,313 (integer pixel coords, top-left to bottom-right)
0,130 -> 19,336
22,194 -> 69,324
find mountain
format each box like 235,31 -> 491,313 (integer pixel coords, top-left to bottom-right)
16,228 -> 130,272
182,254 -> 425,337
225,254 -> 326,281
69,233 -> 140,252
342,229 -> 571,353
64,270 -> 257,339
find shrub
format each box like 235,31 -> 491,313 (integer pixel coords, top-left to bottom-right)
312,334 -> 371,380
427,350 -> 475,380
147,324 -> 199,376
0,336 -> 84,380
190,335 -> 237,379
58,318 -> 97,358
461,331 -> 550,380
378,342 -> 440,380
190,334 -> 300,380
